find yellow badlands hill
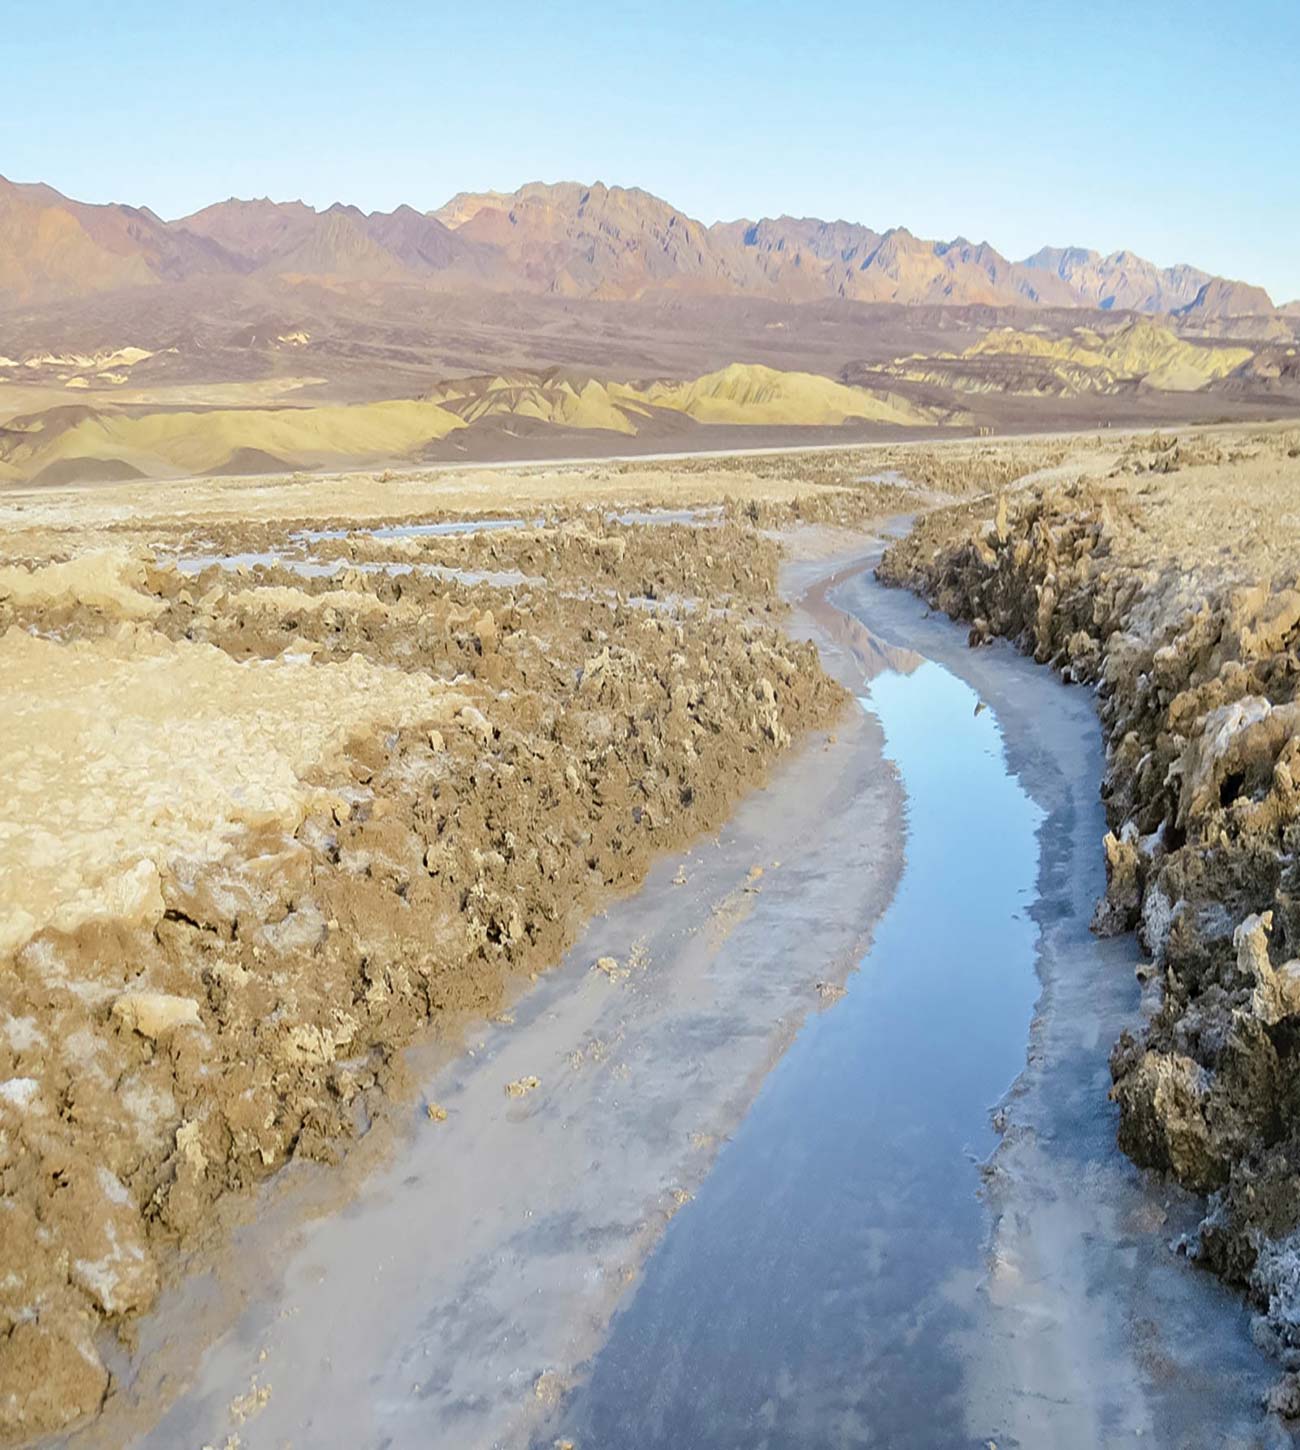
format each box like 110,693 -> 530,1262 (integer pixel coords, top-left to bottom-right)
0,399 -> 468,482
429,374 -> 650,435
963,319 -> 1254,392
0,364 -> 940,483
432,365 -> 931,431
634,363 -> 927,426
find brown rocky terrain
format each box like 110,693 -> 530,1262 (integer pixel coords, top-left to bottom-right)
0,179 -> 233,302
877,424 -> 1300,1398
1175,276 -> 1282,323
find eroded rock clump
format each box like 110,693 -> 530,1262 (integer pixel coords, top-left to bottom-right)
0,519 -> 842,1437
879,427 -> 1300,1367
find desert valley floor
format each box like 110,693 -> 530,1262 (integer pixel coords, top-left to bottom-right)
2,422 -> 1300,1446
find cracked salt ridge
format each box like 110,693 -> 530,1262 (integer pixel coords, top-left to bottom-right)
546,564 -> 1287,1450
172,517 -> 541,574
545,648 -> 1043,1448
174,508 -> 720,579
294,506 -> 721,544
174,553 -> 536,589
295,517 -> 533,542
173,554 -> 690,610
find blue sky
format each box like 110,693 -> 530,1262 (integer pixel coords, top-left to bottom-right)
6,0 -> 1298,302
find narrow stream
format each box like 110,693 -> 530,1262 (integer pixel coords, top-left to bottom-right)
541,559 -> 1282,1449
543,645 -> 1043,1448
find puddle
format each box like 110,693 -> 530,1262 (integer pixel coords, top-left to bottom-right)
545,653 -> 1044,1446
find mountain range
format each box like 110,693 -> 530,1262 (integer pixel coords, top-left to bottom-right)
0,175 -> 1286,322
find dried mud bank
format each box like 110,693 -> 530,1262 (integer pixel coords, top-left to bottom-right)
878,425 -> 1300,1393
0,519 -> 843,1440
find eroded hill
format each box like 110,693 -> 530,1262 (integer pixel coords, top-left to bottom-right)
0,363 -> 960,485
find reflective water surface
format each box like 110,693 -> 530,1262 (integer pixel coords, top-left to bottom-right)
544,655 -> 1044,1449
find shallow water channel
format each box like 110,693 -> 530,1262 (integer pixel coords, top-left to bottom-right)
542,649 -> 1044,1447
